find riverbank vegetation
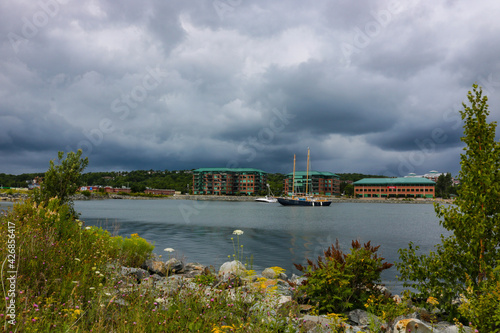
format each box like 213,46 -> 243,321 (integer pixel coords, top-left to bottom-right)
397,84 -> 500,331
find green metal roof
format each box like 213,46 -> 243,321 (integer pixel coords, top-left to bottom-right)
285,171 -> 339,178
353,178 -> 436,185
193,168 -> 267,173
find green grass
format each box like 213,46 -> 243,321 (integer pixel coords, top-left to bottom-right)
0,198 -> 308,332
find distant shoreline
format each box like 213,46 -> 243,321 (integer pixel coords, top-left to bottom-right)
0,192 -> 453,204
73,193 -> 452,204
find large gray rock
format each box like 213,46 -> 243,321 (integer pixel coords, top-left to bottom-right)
182,262 -> 208,278
348,309 -> 383,327
143,259 -> 169,276
121,266 -> 149,280
154,275 -> 184,296
218,260 -> 246,277
165,258 -> 184,274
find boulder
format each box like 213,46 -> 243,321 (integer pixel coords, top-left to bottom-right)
121,266 -> 149,281
218,260 -> 246,277
262,267 -> 288,280
154,275 -> 184,296
182,262 -> 208,278
300,315 -> 334,333
393,319 -> 434,333
348,309 -> 382,328
165,258 -> 184,274
143,259 -> 169,276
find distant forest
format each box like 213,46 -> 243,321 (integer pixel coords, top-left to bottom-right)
0,170 -> 386,195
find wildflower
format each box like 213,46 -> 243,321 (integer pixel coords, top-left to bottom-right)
95,271 -> 100,274
164,248 -> 175,252
74,258 -> 80,261
233,230 -> 244,235
89,287 -> 95,290
426,296 -> 439,306
131,233 -> 139,238
85,226 -> 91,230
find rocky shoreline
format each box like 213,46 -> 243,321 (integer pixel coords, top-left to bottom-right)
1,191 -> 454,204
112,255 -> 471,333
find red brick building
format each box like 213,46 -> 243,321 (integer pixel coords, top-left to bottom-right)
353,178 -> 436,198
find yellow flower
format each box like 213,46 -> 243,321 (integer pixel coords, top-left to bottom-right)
131,233 -> 139,238
426,296 -> 439,306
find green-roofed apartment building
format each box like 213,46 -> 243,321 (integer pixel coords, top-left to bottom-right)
353,178 -> 436,198
283,171 -> 340,196
192,168 -> 267,195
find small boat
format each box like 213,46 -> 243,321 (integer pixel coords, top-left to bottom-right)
278,148 -> 332,207
255,184 -> 278,203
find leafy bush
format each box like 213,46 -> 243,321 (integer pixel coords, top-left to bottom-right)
459,269 -> 500,332
110,233 -> 155,267
294,240 -> 393,314
81,190 -> 91,197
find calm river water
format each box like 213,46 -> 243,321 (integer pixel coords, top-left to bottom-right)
1,199 -> 449,294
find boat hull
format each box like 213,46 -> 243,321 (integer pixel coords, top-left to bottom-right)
277,198 -> 331,206
255,196 -> 278,203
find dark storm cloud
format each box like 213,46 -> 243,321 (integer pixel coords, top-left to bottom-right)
1,0 -> 499,175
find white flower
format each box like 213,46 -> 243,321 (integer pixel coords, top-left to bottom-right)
71,281 -> 79,284
89,287 -> 95,290
74,258 -> 80,261
164,248 -> 175,252
85,226 -> 91,230
105,292 -> 111,296
233,230 -> 244,235
95,271 -> 100,274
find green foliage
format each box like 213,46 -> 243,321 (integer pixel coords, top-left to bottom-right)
397,84 -> 500,318
80,169 -> 193,193
459,268 -> 500,332
192,273 -> 217,286
0,172 -> 44,188
32,150 -> 88,217
435,173 -> 454,198
364,293 -> 409,325
294,240 -> 393,314
110,233 -> 155,267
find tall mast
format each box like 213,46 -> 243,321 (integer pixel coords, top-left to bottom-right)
292,154 -> 296,196
306,147 -> 310,196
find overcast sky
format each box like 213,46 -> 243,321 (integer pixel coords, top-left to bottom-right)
1,0 -> 499,176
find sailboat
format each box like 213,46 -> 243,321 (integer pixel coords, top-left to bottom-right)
255,184 -> 278,203
277,148 -> 332,207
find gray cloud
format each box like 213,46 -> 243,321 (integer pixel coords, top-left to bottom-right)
1,0 -> 499,176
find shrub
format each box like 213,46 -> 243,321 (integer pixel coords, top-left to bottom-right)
459,269 -> 500,332
110,233 -> 155,267
81,190 -> 91,197
294,240 -> 393,314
